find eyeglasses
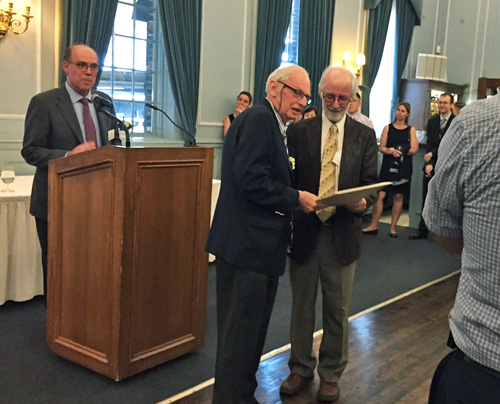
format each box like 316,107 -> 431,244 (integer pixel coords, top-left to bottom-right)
322,93 -> 351,106
278,81 -> 311,102
69,61 -> 99,73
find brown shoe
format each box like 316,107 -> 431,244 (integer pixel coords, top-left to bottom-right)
280,373 -> 314,396
317,380 -> 340,402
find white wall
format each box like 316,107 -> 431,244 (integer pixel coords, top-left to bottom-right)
406,0 -> 500,102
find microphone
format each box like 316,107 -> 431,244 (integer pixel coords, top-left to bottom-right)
145,102 -> 196,147
91,93 -> 130,147
91,93 -> 113,108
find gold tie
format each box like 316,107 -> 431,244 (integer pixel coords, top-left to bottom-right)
316,124 -> 338,222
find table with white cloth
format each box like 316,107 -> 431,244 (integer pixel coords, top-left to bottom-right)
209,179 -> 221,263
0,175 -> 43,305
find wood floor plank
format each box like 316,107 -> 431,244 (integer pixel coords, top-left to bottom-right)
169,274 -> 459,404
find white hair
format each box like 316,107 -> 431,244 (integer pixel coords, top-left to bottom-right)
265,65 -> 309,95
318,66 -> 357,97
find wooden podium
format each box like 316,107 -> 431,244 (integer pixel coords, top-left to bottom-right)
47,146 -> 213,380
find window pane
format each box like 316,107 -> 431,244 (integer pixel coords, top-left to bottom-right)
114,3 -> 134,37
114,101 -> 133,124
113,37 -> 134,69
132,104 -> 147,133
133,71 -> 146,101
135,20 -> 148,39
134,39 -> 147,71
113,69 -> 133,100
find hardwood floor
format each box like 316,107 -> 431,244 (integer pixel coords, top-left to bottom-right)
165,274 -> 459,404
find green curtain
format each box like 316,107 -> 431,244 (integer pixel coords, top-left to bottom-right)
365,0 -> 420,24
157,0 -> 202,146
298,0 -> 335,110
60,0 -> 118,86
361,0 -> 392,116
253,0 -> 293,101
391,0 -> 418,113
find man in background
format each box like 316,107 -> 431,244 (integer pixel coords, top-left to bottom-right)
22,44 -> 117,299
280,66 -> 378,403
206,65 -> 322,404
424,94 -> 500,403
409,92 -> 454,240
347,91 -> 373,129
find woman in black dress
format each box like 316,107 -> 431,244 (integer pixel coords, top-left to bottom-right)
363,102 -> 418,237
223,91 -> 252,136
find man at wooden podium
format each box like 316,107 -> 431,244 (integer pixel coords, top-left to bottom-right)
21,44 -> 117,300
206,65 -> 323,403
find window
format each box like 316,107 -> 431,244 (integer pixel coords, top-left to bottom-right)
97,0 -> 172,139
369,0 -> 396,139
281,0 -> 301,66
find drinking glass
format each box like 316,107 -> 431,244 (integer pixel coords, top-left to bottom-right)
1,166 -> 15,192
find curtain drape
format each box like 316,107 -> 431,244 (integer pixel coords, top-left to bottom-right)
391,0 -> 418,113
361,0 -> 392,116
60,0 -> 118,86
298,0 -> 335,110
253,0 -> 293,101
157,0 -> 202,146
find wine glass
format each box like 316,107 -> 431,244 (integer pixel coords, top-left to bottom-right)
1,166 -> 15,192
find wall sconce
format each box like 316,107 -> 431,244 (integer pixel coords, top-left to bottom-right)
0,1 -> 34,40
342,51 -> 366,77
355,53 -> 366,76
342,52 -> 352,66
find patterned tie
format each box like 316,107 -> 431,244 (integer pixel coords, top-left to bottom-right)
316,124 -> 338,222
80,97 -> 97,144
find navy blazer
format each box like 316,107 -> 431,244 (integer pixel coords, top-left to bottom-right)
287,115 -> 378,266
206,99 -> 299,277
22,85 -> 117,220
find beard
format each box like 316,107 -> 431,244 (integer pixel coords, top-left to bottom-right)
323,105 -> 347,123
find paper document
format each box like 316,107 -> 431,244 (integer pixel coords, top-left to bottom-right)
319,182 -> 392,206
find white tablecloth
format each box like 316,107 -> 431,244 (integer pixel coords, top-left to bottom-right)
0,175 -> 43,305
209,180 -> 221,263
0,176 -> 221,304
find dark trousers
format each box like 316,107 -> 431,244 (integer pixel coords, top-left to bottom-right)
417,174 -> 430,235
35,217 -> 48,299
212,259 -> 279,404
429,349 -> 500,404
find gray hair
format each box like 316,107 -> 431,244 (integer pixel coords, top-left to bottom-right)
265,65 -> 309,95
318,66 -> 357,97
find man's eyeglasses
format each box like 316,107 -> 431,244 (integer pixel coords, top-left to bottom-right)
69,61 -> 99,73
322,93 -> 351,106
278,81 -> 311,102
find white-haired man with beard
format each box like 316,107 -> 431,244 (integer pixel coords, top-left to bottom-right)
280,66 -> 378,402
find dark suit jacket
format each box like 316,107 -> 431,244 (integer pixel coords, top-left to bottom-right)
21,85 -> 117,220
426,113 -> 455,168
206,100 -> 299,277
287,115 -> 378,266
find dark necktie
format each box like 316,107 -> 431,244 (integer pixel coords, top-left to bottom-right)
80,97 -> 97,144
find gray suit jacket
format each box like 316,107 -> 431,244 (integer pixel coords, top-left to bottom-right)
287,114 -> 379,266
21,85 -> 117,220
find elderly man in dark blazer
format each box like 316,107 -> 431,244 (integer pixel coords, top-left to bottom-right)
280,66 -> 378,403
22,44 -> 117,299
409,92 -> 455,240
206,65 -> 322,404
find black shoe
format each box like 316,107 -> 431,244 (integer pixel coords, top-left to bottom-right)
408,232 -> 428,240
389,232 -> 398,238
363,229 -> 378,235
